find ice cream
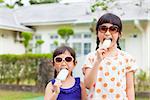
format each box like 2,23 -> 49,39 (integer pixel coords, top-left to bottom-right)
56,69 -> 69,81
102,39 -> 111,48
99,39 -> 111,49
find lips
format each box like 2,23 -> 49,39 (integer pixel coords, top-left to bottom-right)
59,67 -> 68,71
103,38 -> 112,42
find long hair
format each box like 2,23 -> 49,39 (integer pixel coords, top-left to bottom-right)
95,13 -> 122,50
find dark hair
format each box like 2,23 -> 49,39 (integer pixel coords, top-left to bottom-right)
96,13 -> 122,50
53,45 -> 76,78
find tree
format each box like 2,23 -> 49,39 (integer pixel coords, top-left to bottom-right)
5,0 -> 24,9
35,40 -> 44,48
57,26 -> 74,44
4,0 -> 59,8
21,32 -> 44,53
0,0 -> 4,3
29,0 -> 59,4
90,0 -> 110,12
21,32 -> 32,53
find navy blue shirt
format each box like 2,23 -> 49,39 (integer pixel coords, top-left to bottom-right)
51,77 -> 81,100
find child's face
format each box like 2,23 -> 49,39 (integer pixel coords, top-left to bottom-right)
54,50 -> 75,74
98,23 -> 120,48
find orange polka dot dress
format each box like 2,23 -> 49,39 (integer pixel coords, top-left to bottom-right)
82,48 -> 137,100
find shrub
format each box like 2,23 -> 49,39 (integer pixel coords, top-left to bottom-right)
0,54 -> 52,85
135,69 -> 150,92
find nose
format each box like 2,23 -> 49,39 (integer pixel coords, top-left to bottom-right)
105,29 -> 111,36
61,60 -> 67,65
60,61 -> 68,69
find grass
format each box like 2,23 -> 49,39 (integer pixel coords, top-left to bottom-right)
0,90 -> 43,100
136,97 -> 150,100
0,90 -> 149,100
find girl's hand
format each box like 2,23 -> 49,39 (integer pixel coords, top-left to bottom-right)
53,80 -> 62,94
96,47 -> 107,60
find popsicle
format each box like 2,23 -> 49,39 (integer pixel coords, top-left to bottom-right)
99,39 -> 111,49
56,69 -> 69,81
102,39 -> 111,48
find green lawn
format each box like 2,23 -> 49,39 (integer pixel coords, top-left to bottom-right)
0,90 -> 43,100
136,97 -> 150,100
0,90 -> 149,100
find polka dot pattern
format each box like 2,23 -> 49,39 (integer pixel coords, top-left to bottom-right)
83,49 -> 137,99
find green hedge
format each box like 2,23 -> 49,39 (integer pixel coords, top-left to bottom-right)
0,54 -> 52,85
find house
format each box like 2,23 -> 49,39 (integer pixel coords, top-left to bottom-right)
0,1 -> 149,78
0,7 -> 33,54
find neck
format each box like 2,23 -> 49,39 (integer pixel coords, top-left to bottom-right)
105,44 -> 118,57
109,44 -> 117,52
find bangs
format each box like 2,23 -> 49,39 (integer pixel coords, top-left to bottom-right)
53,48 -> 66,58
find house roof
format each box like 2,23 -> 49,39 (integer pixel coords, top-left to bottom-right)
0,0 -> 149,30
0,8 -> 33,32
14,1 -> 149,26
14,2 -> 92,26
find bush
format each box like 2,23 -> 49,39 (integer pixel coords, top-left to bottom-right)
135,69 -> 150,92
0,54 -> 52,85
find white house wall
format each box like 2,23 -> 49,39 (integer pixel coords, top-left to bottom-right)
0,29 -> 25,54
34,25 -> 68,53
125,34 -> 142,69
147,21 -> 150,74
33,24 -> 93,54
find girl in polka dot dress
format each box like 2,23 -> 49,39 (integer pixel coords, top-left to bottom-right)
82,13 -> 137,100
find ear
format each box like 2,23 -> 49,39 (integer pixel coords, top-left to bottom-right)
119,32 -> 122,38
74,60 -> 77,65
49,60 -> 53,67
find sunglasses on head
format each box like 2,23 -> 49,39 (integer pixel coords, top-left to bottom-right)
54,56 -> 74,63
98,25 -> 119,34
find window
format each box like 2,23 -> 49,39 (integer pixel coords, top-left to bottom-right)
50,44 -> 57,52
50,34 -> 58,39
35,35 -> 41,40
35,45 -> 41,53
72,43 -> 82,56
34,35 -> 42,53
84,43 -> 91,55
84,34 -> 91,38
72,34 -> 81,39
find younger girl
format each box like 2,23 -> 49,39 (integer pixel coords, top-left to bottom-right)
82,13 -> 137,100
44,46 -> 87,100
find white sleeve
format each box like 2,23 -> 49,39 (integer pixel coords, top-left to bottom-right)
125,54 -> 138,73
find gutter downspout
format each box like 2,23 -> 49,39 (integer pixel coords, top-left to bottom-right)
134,20 -> 149,74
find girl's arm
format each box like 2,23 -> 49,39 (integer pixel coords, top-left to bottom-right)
80,81 -> 87,100
84,49 -> 105,89
84,60 -> 100,89
126,71 -> 135,100
44,81 -> 61,100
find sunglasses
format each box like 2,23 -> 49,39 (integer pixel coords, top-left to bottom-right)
54,56 -> 74,63
98,25 -> 119,34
